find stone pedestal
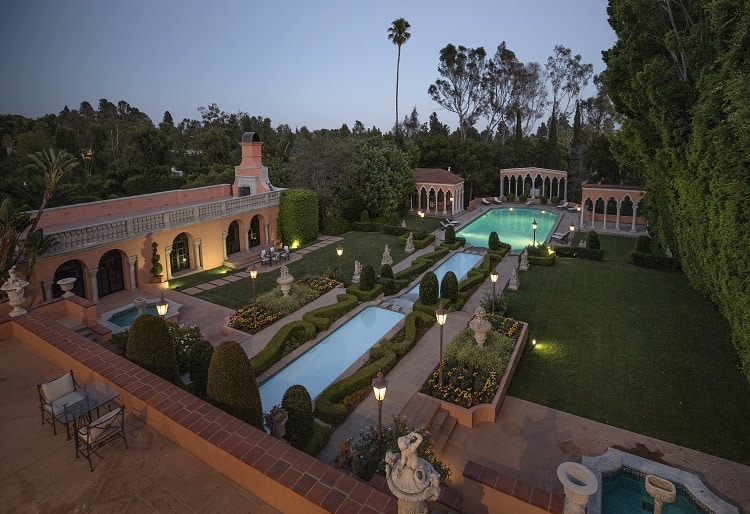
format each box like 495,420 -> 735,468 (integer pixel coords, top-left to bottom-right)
2,266 -> 29,317
276,265 -> 294,297
557,462 -> 598,514
469,307 -> 492,348
645,475 -> 676,514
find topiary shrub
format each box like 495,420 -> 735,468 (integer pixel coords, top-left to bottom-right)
635,235 -> 652,253
506,193 -> 516,202
445,225 -> 456,244
551,196 -> 560,206
150,242 -> 163,277
281,384 -> 314,449
440,271 -> 458,303
586,230 -> 601,250
380,263 -> 394,280
187,339 -> 213,398
488,231 -> 502,251
207,341 -> 263,429
419,271 -> 439,305
360,210 -> 371,223
540,195 -> 548,204
360,264 -> 376,291
127,314 -> 181,385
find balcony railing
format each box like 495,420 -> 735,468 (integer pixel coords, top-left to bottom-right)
48,191 -> 280,255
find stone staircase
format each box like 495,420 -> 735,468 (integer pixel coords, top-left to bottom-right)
224,251 -> 260,270
399,393 -> 458,458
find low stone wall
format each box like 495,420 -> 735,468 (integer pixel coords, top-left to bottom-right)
462,460 -> 563,514
4,310 -> 397,514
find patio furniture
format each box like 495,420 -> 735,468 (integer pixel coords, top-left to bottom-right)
260,250 -> 270,266
557,201 -> 569,209
280,245 -> 290,261
444,219 -> 459,226
42,379 -> 121,440
481,198 -> 491,205
440,221 -> 451,230
525,199 -> 533,205
494,197 -> 503,204
38,370 -> 80,436
551,232 -> 570,243
75,406 -> 128,471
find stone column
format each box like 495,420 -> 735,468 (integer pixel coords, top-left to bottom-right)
632,202 -> 638,233
615,201 -> 622,231
87,267 -> 100,303
193,238 -> 203,270
127,255 -> 138,290
165,245 -> 174,280
264,221 -> 271,246
221,231 -> 229,261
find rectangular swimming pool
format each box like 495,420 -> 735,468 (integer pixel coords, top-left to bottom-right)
259,306 -> 405,410
457,207 -> 559,252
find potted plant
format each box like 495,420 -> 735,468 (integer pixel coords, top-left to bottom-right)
264,404 -> 288,438
150,242 -> 163,283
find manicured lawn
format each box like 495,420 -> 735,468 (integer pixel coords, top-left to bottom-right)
506,234 -> 750,464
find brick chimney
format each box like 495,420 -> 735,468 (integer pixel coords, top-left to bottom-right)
232,132 -> 271,196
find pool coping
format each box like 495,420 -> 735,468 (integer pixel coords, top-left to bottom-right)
98,297 -> 183,333
582,447 -> 739,514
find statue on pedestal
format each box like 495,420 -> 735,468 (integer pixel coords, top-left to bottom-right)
404,232 -> 415,254
469,307 -> 492,348
276,265 -> 294,296
508,265 -> 520,291
381,244 -> 393,266
352,261 -> 362,283
385,432 -> 441,514
519,248 -> 530,271
1,266 -> 30,317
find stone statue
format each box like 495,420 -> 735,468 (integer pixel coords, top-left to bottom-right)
469,306 -> 492,347
508,265 -> 520,291
276,265 -> 294,296
385,431 -> 441,514
665,248 -> 673,258
279,265 -> 290,280
404,232 -> 415,254
2,266 -> 30,317
401,220 -> 407,228
352,261 -> 362,283
519,247 -> 530,271
381,244 -> 393,266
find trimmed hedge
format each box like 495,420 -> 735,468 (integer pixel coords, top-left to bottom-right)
554,246 -> 606,261
282,384 -> 315,449
419,271 -> 439,305
346,282 -> 384,301
302,293 -> 359,331
630,252 -> 679,270
250,320 -> 317,375
279,189 -> 319,246
398,232 -> 436,249
528,254 -> 555,266
440,271 -> 459,302
350,221 -> 381,232
127,314 -> 182,385
360,264 -> 376,291
207,340 -> 263,429
382,224 -> 409,236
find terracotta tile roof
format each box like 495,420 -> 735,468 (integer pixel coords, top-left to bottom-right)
413,168 -> 464,185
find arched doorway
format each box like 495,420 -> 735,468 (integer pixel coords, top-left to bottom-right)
226,221 -> 240,255
97,249 -> 125,297
248,215 -> 261,248
52,260 -> 86,299
170,233 -> 190,273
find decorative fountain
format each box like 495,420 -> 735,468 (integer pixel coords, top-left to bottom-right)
56,277 -> 77,298
276,265 -> 294,297
557,462 -> 599,514
468,307 -> 492,348
384,431 -> 441,514
645,474 -> 676,514
2,266 -> 29,317
133,297 -> 147,315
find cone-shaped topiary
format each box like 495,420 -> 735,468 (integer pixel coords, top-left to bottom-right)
127,314 -> 181,385
635,235 -> 651,253
150,242 -> 163,277
445,225 -> 456,244
419,271 -> 439,305
488,231 -> 502,251
440,271 -> 458,302
188,339 -> 214,398
587,230 -> 601,250
380,263 -> 394,280
360,264 -> 376,291
207,341 -> 263,429
281,384 -> 314,449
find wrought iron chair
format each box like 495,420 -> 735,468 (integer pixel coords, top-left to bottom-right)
37,370 -> 81,436
75,406 -> 128,471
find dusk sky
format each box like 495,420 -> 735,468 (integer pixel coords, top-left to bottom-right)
1,0 -> 616,132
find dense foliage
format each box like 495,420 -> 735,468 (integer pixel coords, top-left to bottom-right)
419,271 -> 439,305
440,271 -> 459,302
126,314 -> 181,385
603,0 -> 750,380
278,189 -> 319,246
207,340 -> 263,429
281,384 -> 315,449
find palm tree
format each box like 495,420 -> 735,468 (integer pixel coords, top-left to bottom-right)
387,18 -> 411,129
26,148 -> 78,236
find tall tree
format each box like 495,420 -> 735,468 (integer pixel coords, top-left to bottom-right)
387,18 -> 411,129
483,42 -> 522,142
428,44 -> 488,140
545,45 -> 594,122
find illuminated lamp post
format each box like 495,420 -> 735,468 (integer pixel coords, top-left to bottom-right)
435,305 -> 448,386
532,219 -> 538,247
569,222 -> 576,246
249,265 -> 258,325
372,370 -> 388,448
418,209 -> 425,230
156,292 -> 169,318
576,204 -> 582,229
490,270 -> 499,315
336,245 -> 343,280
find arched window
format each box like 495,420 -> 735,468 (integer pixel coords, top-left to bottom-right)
170,233 -> 190,273
97,249 -> 124,297
248,216 -> 261,248
226,221 -> 240,255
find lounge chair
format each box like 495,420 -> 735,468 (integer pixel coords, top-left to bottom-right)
567,204 -> 578,212
551,232 -> 570,243
494,197 -> 503,204
481,198 -> 491,205
444,218 -> 460,226
440,221 -> 451,230
525,199 -> 532,206
557,201 -> 568,210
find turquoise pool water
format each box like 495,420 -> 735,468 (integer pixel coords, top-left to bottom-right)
259,306 -> 405,410
406,252 -> 483,296
109,305 -> 159,327
602,468 -> 709,514
456,207 -> 559,252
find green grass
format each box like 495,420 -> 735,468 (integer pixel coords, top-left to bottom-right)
506,234 -> 750,464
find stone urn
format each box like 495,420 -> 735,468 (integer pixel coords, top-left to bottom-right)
57,277 -> 77,298
133,297 -> 147,315
645,475 -> 676,514
557,462 -> 598,514
276,265 -> 294,297
2,266 -> 30,317
469,307 -> 492,348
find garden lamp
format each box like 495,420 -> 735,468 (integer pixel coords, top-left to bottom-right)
249,265 -> 258,324
490,270 -> 499,315
336,245 -> 343,279
569,223 -> 575,245
435,305 -> 448,386
156,292 -> 169,318
532,219 -> 538,247
372,370 -> 388,446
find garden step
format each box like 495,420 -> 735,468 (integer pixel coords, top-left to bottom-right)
400,394 -> 440,432
430,413 -> 457,457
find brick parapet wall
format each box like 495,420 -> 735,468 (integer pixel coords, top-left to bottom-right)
5,311 -> 397,514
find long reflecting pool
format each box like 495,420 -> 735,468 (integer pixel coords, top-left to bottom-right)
406,251 -> 483,296
259,306 -> 405,410
457,207 -> 559,252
